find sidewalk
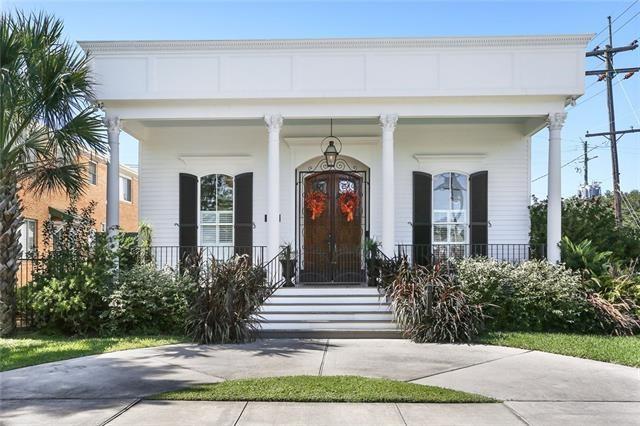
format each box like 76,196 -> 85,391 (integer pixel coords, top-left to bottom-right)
1,339 -> 639,425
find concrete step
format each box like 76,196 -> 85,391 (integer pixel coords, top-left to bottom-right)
260,312 -> 394,321
260,286 -> 395,336
258,329 -> 403,339
265,296 -> 387,304
273,287 -> 383,296
260,303 -> 390,313
259,320 -> 398,331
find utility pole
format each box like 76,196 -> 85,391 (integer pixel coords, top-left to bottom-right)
585,16 -> 639,225
582,139 -> 589,186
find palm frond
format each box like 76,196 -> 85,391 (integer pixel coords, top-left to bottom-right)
1,11 -> 108,198
27,162 -> 87,197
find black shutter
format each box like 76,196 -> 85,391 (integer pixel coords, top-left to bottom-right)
413,172 -> 432,266
179,173 -> 198,262
234,172 -> 253,259
469,171 -> 488,256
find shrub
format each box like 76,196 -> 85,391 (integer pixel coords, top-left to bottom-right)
383,258 -> 484,343
561,237 -> 640,307
104,264 -> 192,334
456,258 -> 588,332
186,254 -> 269,344
530,196 -> 640,263
586,293 -> 640,336
30,201 -> 113,335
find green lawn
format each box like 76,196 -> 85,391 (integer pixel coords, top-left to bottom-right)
151,375 -> 495,403
477,332 -> 640,367
0,332 -> 186,372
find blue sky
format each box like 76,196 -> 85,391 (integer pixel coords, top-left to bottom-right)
4,0 -> 640,199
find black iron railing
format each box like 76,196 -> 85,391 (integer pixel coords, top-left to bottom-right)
396,243 -> 546,266
263,247 -> 289,297
16,257 -> 43,329
150,245 -> 266,269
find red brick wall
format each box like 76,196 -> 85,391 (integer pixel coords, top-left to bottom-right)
18,153 -> 138,253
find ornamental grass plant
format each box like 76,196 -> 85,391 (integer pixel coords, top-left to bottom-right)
185,254 -> 270,344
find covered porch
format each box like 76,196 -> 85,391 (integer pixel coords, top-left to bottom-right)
102,110 -> 561,285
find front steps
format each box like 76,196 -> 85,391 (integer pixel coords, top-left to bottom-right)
258,287 -> 401,338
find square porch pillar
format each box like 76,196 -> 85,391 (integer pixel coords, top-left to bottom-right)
546,112 -> 566,263
380,114 -> 398,257
265,114 -> 283,260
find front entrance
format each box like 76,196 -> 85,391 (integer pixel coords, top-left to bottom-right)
297,164 -> 368,284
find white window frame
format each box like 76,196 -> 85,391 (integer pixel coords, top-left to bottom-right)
432,172 -> 469,251
88,161 -> 97,185
19,219 -> 37,257
119,175 -> 132,202
198,174 -> 234,247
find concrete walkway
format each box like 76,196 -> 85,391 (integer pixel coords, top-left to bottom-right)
1,339 -> 639,425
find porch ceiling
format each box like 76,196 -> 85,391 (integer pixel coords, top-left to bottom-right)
124,116 -> 544,141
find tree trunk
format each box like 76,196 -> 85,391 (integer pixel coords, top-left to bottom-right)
0,170 -> 23,336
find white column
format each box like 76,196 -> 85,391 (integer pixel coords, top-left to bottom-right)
380,114 -> 398,257
546,112 -> 566,263
265,114 -> 283,260
104,115 -> 121,245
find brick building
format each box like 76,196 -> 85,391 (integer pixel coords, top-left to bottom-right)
18,152 -> 138,255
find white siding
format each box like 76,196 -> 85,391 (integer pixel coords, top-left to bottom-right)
140,121 -> 530,249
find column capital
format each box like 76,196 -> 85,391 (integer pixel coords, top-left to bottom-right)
264,114 -> 283,132
546,112 -> 567,131
379,113 -> 398,132
103,116 -> 121,134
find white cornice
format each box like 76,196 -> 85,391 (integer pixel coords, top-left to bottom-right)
78,34 -> 593,54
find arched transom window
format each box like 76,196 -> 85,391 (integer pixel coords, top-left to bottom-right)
433,172 -> 468,245
200,174 -> 234,246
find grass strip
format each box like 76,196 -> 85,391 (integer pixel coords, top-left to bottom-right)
150,375 -> 496,403
0,332 -> 185,371
477,332 -> 640,367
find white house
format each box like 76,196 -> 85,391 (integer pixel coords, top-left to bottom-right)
80,35 -> 591,288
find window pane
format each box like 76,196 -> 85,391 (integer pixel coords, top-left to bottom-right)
451,173 -> 466,210
218,212 -> 233,224
120,177 -> 132,201
201,225 -> 217,245
201,211 -> 217,224
451,225 -> 466,242
88,163 -> 97,185
450,210 -> 465,223
433,211 -> 448,223
125,179 -> 131,201
219,225 -> 233,243
433,225 -> 448,242
200,175 -> 217,211
433,173 -> 450,210
338,179 -> 355,193
216,175 -> 233,211
27,220 -> 35,251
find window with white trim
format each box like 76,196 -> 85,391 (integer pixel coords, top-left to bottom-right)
88,162 -> 97,185
120,176 -> 132,202
200,174 -> 234,246
19,219 -> 37,257
432,172 -> 468,246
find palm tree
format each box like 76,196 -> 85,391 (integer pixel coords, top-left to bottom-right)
0,12 -> 107,336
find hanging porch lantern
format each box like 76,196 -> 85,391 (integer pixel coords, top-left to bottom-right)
321,118 -> 342,168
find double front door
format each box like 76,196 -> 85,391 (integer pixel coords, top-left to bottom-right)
301,171 -> 364,283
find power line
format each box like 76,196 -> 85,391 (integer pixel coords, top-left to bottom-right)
531,144 -> 603,183
585,16 -> 640,224
591,0 -> 639,46
612,9 -> 640,36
